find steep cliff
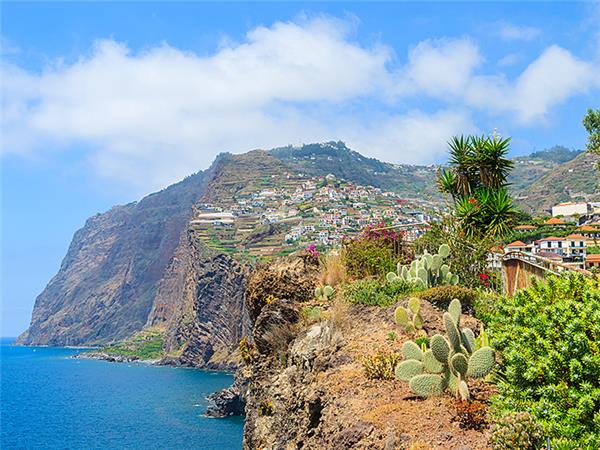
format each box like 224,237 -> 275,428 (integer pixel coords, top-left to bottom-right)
239,259 -> 490,450
17,170 -> 210,346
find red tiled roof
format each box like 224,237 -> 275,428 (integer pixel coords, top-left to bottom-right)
507,240 -> 527,247
538,236 -> 565,241
587,254 -> 600,262
566,234 -> 587,239
578,225 -> 600,232
545,217 -> 565,225
514,225 -> 536,230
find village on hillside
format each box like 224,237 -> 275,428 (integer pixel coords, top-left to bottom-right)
189,172 -> 439,260
505,201 -> 600,270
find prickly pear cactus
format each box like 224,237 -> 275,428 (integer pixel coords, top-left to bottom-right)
386,244 -> 459,288
394,298 -> 424,334
314,285 -> 334,301
394,298 -> 495,401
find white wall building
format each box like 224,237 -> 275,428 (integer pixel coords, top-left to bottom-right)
552,202 -> 591,217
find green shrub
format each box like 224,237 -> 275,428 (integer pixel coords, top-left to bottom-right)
488,274 -> 600,447
489,412 -> 544,450
258,400 -> 274,416
300,306 -> 322,325
362,350 -> 403,380
417,285 -> 478,310
239,336 -> 256,364
344,279 -> 420,307
343,225 -> 408,279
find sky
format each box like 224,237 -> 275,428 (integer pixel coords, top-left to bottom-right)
1,1 -> 599,337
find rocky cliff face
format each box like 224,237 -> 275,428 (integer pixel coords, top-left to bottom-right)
238,259 -> 490,450
160,227 -> 251,370
17,170 -> 210,346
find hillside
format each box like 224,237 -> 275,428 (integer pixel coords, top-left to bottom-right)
16,169 -> 210,346
17,141 -> 599,353
271,142 -> 440,200
17,143 -> 440,367
512,152 -> 600,212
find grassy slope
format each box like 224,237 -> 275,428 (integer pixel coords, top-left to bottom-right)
512,152 -> 600,212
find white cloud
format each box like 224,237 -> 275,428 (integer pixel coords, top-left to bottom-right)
1,16 -> 599,193
396,38 -> 481,97
1,18 -> 395,191
466,45 -> 599,123
496,22 -> 541,41
497,53 -> 520,67
346,110 -> 478,165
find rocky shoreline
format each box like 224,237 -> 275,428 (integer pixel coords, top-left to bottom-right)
73,352 -> 159,364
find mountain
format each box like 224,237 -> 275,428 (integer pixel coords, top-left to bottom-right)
271,142 -> 440,200
17,141 -> 599,364
511,151 -> 600,212
528,145 -> 583,164
18,144 -> 442,368
17,169 -> 210,346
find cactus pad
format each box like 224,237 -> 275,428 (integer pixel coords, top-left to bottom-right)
443,313 -> 462,352
430,334 -> 450,364
450,353 -> 468,377
467,346 -> 495,378
447,299 -> 461,325
395,360 -> 424,381
422,349 -> 444,374
402,341 -> 423,361
409,374 -> 446,397
394,306 -> 409,326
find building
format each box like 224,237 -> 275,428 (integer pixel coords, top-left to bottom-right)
552,202 -> 592,217
586,254 -> 600,270
535,236 -> 568,256
544,217 -> 567,227
514,225 -> 537,232
504,240 -> 533,253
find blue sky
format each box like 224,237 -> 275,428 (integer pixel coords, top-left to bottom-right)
1,1 -> 599,337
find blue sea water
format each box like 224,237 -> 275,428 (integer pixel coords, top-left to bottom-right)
0,338 -> 244,449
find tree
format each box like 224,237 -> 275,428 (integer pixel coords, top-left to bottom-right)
583,109 -> 600,178
437,133 -> 517,238
583,108 -> 600,154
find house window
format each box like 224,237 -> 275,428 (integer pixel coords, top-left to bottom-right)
547,242 -> 551,248
558,241 -> 562,248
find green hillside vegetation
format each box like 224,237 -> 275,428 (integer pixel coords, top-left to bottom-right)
271,142 -> 440,200
528,145 -> 582,163
93,328 -> 166,360
512,152 -> 600,212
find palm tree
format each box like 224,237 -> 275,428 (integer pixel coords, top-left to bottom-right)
437,133 -> 517,238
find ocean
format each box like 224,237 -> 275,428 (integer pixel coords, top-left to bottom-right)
0,338 -> 244,449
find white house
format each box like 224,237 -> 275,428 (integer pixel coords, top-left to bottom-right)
535,236 -> 568,256
552,202 -> 591,217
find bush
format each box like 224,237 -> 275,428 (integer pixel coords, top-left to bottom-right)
362,350 -> 402,380
488,274 -> 600,447
343,224 -> 409,279
239,336 -> 256,364
417,285 -> 478,309
453,399 -> 487,430
300,306 -> 322,325
344,279 -> 420,307
414,218 -> 499,290
489,412 -> 543,450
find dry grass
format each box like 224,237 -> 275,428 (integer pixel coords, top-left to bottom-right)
409,442 -> 432,450
328,295 -> 350,333
319,250 -> 347,287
